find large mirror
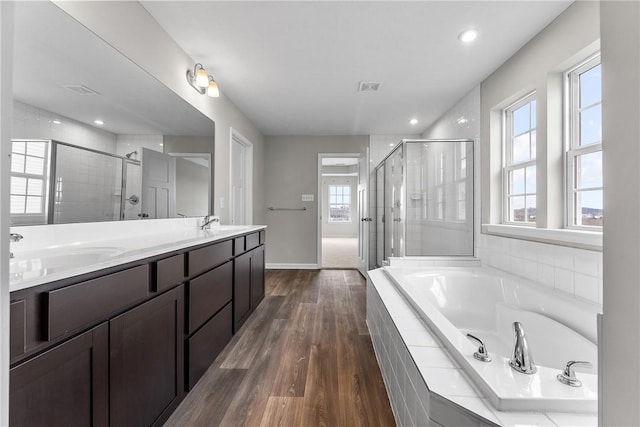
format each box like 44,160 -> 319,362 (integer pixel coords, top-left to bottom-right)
10,1 -> 215,226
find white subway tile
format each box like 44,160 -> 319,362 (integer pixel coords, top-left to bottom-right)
418,368 -> 478,397
538,263 -> 555,288
553,246 -> 575,270
523,259 -> 538,282
574,273 -> 599,303
554,267 -> 575,294
509,256 -> 525,277
574,249 -> 600,277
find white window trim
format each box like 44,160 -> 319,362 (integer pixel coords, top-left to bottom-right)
565,55 -> 602,231
328,184 -> 351,223
502,92 -> 537,226
483,223 -> 602,251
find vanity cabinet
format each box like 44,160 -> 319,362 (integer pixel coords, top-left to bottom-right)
185,260 -> 233,390
10,323 -> 109,427
233,239 -> 266,333
9,228 -> 266,427
110,285 -> 184,427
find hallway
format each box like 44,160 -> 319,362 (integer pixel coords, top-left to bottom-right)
165,269 -> 395,426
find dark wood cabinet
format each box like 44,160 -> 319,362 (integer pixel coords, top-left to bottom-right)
251,245 -> 265,308
233,239 -> 266,333
10,323 -> 109,427
9,228 -> 265,426
187,303 -> 233,389
110,285 -> 184,427
233,251 -> 253,332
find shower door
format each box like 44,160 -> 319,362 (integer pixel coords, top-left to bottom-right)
384,145 -> 404,259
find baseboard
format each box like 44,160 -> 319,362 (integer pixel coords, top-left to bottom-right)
265,263 -> 320,270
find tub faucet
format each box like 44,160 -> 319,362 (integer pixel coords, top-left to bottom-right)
9,233 -> 23,259
200,215 -> 220,230
509,321 -> 537,374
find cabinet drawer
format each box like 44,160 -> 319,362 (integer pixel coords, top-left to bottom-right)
233,237 -> 245,255
259,230 -> 266,244
155,254 -> 185,292
187,261 -> 233,334
188,240 -> 233,278
246,232 -> 260,251
186,303 -> 232,390
10,300 -> 26,359
45,265 -> 149,341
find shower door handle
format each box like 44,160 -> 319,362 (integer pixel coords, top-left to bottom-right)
361,218 -> 373,222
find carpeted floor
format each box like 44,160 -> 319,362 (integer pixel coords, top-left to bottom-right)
322,237 -> 358,269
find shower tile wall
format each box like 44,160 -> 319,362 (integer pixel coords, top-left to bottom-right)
53,144 -> 122,223
12,101 -> 117,152
479,234 -> 603,305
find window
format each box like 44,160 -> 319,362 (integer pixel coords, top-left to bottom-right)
504,94 -> 537,224
328,185 -> 351,222
10,140 -> 49,218
567,56 -> 602,228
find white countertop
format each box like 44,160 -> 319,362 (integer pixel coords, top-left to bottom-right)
9,219 -> 266,292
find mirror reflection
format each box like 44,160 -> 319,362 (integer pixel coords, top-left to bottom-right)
10,1 -> 215,226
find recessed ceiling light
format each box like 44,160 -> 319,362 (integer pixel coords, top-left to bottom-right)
409,118 -> 419,125
94,119 -> 104,125
458,29 -> 478,43
52,120 -> 62,125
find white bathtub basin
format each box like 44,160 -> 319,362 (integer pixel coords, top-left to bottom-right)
384,266 -> 600,413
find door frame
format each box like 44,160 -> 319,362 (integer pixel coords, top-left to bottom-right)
167,152 -> 212,216
229,128 -> 253,225
317,152 -> 361,269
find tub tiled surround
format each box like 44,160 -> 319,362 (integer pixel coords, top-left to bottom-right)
478,234 -> 603,305
367,268 -> 598,427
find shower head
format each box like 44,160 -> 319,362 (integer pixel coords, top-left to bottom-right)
125,151 -> 138,159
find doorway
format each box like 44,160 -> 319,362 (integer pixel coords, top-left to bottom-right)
230,129 -> 253,225
318,154 -> 360,269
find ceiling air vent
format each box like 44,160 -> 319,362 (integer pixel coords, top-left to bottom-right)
358,81 -> 381,92
62,84 -> 100,95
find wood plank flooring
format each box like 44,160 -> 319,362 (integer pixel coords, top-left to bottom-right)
165,269 -> 396,427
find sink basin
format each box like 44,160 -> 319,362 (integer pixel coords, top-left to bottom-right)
10,247 -> 126,276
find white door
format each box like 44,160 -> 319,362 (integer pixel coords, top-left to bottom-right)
141,147 -> 176,219
357,147 -> 370,276
231,137 -> 246,225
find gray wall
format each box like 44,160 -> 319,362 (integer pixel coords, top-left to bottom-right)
601,2 -> 640,425
264,135 -> 368,266
321,175 -> 357,238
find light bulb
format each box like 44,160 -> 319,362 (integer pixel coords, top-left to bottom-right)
195,68 -> 209,88
207,79 -> 220,98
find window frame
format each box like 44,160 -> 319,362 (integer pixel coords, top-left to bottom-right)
502,92 -> 537,226
565,55 -> 602,230
10,139 -> 50,222
327,184 -> 352,223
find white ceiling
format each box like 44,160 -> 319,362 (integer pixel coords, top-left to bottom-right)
143,1 -> 572,136
13,1 -> 214,137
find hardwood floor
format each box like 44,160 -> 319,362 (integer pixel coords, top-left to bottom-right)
165,269 -> 396,427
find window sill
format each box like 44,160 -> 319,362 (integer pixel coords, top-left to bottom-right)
482,224 -> 602,251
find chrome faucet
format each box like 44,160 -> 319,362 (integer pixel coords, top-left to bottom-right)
200,215 -> 220,230
509,321 -> 537,374
9,233 -> 23,259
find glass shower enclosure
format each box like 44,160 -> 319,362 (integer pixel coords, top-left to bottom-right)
374,139 -> 474,266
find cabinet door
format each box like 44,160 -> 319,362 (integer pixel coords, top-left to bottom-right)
10,323 -> 108,427
110,286 -> 184,427
251,246 -> 265,308
233,251 -> 252,332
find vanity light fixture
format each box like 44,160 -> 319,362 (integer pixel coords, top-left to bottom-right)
187,63 -> 220,98
458,28 -> 478,43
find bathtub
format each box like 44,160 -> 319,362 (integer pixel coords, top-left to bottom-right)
383,266 -> 600,413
